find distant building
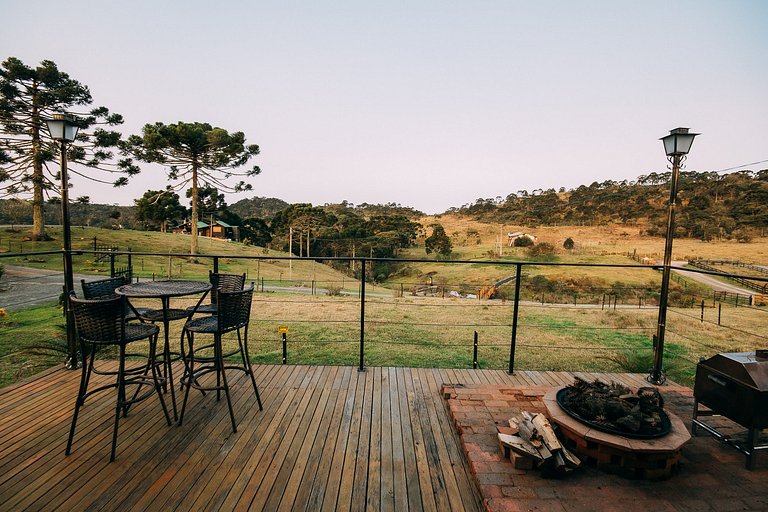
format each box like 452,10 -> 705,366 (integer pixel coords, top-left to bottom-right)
172,220 -> 240,242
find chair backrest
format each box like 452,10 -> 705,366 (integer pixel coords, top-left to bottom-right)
81,276 -> 130,300
69,294 -> 125,344
210,272 -> 246,304
216,285 -> 254,333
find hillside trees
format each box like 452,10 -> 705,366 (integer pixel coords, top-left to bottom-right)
0,57 -> 138,240
123,121 -> 260,255
134,188 -> 186,232
425,223 -> 452,258
456,169 -> 768,238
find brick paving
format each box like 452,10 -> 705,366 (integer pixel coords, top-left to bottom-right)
442,383 -> 768,512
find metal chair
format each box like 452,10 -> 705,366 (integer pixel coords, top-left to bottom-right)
66,294 -> 172,462
81,276 -> 149,321
178,285 -> 262,432
186,271 -> 246,315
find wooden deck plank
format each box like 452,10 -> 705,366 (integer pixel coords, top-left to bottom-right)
423,368 -> 483,512
350,365 -> 375,511
218,365 -> 323,511
404,368 -> 441,512
235,365 -> 334,511
331,368 -> 369,512
140,363 -> 287,512
395,367 -> 424,512
0,364 -> 667,512
292,366 -> 353,512
265,366 -> 341,511
366,366 -> 383,511
195,365 -> 311,512
410,368 -> 457,511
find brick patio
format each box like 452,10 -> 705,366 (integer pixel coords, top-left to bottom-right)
442,382 -> 768,512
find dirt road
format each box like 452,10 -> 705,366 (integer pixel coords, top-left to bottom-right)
671,261 -> 754,295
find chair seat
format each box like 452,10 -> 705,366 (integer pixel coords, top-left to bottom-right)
140,308 -> 188,322
85,323 -> 160,345
126,306 -> 152,322
186,303 -> 217,314
184,316 -> 219,334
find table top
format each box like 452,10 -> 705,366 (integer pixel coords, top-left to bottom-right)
115,280 -> 211,298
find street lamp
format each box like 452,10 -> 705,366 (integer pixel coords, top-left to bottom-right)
45,113 -> 80,369
649,127 -> 699,385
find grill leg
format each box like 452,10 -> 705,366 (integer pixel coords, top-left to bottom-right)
691,397 -> 699,435
747,428 -> 757,470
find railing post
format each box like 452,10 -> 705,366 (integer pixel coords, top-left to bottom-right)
359,259 -> 366,372
109,253 -> 115,277
473,331 -> 478,369
213,256 -> 219,274
508,263 -> 522,374
127,249 -> 133,281
282,332 -> 287,364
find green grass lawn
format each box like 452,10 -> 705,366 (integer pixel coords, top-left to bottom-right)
2,225 -> 766,389
3,290 -> 765,389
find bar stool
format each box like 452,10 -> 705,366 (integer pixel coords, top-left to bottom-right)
81,276 -> 150,321
186,271 -> 246,316
178,285 -> 262,432
66,294 -> 172,462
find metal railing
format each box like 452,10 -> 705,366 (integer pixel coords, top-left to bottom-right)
2,249 -> 768,383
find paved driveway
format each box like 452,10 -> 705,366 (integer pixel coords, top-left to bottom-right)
0,265 -> 93,311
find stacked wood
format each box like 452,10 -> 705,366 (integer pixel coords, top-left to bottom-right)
498,411 -> 580,475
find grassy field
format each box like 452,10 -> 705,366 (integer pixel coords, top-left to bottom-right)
2,290 -> 766,388
1,220 -> 767,389
0,225 -> 357,291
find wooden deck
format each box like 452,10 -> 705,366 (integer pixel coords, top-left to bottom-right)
0,364 -> 656,511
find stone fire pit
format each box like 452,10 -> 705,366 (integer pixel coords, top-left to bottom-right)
543,388 -> 691,480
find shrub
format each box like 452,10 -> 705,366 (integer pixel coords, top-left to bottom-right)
325,285 -> 343,296
528,242 -> 556,260
513,236 -> 534,247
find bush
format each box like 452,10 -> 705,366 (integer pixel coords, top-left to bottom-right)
528,242 -> 556,260
563,237 -> 574,250
513,236 -> 534,247
325,285 -> 343,296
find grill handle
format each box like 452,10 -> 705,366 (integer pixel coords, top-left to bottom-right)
707,374 -> 728,387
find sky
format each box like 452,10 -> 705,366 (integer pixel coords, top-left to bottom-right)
2,0 -> 767,214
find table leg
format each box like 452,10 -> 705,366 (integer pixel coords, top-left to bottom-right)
162,297 -> 178,422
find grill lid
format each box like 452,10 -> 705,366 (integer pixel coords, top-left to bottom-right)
698,351 -> 768,391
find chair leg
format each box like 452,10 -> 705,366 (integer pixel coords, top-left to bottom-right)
111,345 -> 127,462
150,333 -> 172,426
178,330 -> 194,427
127,344 -> 156,413
81,344 -> 97,404
65,348 -> 91,456
164,330 -> 178,422
216,333 -> 237,433
239,328 -> 262,410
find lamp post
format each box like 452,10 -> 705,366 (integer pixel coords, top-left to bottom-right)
45,114 -> 80,369
649,127 -> 699,385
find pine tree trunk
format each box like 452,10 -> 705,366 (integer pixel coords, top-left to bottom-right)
190,164 -> 199,257
30,110 -> 49,241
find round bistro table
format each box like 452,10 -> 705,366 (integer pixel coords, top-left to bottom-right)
116,280 -> 211,420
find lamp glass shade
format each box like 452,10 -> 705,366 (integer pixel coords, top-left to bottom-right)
661,128 -> 698,156
45,114 -> 79,142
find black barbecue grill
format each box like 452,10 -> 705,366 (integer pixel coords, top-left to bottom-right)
692,350 -> 768,469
